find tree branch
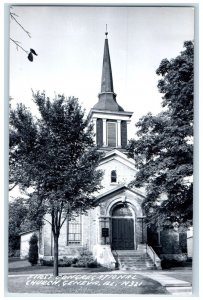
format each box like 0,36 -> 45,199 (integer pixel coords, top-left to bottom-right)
60,214 -> 68,229
10,12 -> 31,38
10,38 -> 29,54
58,200 -> 64,229
42,217 -> 52,226
51,210 -> 55,235
9,182 -> 18,191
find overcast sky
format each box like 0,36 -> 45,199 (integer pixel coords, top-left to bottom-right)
9,5 -> 194,138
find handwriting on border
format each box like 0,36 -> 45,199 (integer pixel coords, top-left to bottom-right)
25,274 -> 143,287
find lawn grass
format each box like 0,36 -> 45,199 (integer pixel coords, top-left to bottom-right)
8,258 -> 109,274
8,273 -> 169,294
7,258 -> 191,295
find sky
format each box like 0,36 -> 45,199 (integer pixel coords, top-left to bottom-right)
9,5 -> 194,138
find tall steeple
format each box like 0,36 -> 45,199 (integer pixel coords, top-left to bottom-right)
101,29 -> 114,94
89,29 -> 133,151
93,29 -> 124,112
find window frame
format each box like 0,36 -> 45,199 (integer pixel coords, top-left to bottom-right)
111,170 -> 117,183
67,214 -> 82,246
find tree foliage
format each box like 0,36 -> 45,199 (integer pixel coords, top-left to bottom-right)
9,92 -> 103,275
28,233 -> 38,266
8,198 -> 41,256
127,41 -> 193,228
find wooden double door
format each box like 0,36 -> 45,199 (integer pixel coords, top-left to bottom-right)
112,218 -> 135,250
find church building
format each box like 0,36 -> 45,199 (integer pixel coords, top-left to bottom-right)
20,31 -> 191,270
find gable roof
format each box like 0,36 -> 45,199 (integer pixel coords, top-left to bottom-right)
99,149 -> 136,170
19,229 -> 39,236
94,184 -> 145,205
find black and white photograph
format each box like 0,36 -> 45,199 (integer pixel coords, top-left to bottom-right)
7,3 -> 195,296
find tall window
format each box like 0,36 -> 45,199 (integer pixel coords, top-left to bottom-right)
111,170 -> 117,183
67,215 -> 81,245
107,122 -> 116,147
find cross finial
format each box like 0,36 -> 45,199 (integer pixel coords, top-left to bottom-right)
105,24 -> 108,38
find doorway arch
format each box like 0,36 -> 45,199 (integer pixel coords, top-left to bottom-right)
111,203 -> 135,250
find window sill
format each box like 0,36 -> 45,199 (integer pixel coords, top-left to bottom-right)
65,244 -> 82,247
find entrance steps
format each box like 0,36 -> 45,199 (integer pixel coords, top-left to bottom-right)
113,246 -> 157,270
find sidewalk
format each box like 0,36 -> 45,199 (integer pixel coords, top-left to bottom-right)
110,269 -> 192,295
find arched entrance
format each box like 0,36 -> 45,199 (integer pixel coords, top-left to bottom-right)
111,203 -> 135,250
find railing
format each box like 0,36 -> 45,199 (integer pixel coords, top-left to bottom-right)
111,247 -> 119,269
146,244 -> 161,269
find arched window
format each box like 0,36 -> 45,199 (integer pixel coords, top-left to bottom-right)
111,170 -> 117,183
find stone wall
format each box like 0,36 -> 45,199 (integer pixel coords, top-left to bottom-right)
82,207 -> 100,251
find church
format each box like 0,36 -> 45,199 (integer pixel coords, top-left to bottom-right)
20,31 -> 192,270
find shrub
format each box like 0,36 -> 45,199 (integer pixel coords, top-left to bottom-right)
78,248 -> 92,256
72,247 -> 98,268
87,259 -> 98,268
58,257 -> 73,267
161,254 -> 187,269
28,234 -> 38,266
39,258 -> 53,266
40,256 -> 74,267
72,257 -> 78,264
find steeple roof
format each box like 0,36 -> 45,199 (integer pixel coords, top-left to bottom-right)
101,37 -> 114,93
93,32 -> 124,112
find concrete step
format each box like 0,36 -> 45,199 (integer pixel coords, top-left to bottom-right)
120,261 -> 155,266
116,251 -> 146,255
120,262 -> 155,267
115,248 -> 156,271
119,266 -> 156,270
118,254 -> 147,256
119,256 -> 150,260
120,260 -> 155,264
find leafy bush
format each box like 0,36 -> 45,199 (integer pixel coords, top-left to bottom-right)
87,259 -> 98,268
39,258 -> 53,266
40,256 -> 74,267
161,259 -> 183,269
161,254 -> 187,269
72,247 -> 98,268
72,257 -> 78,264
9,249 -> 20,258
39,248 -> 99,268
78,248 -> 92,256
58,257 -> 73,267
28,234 -> 38,266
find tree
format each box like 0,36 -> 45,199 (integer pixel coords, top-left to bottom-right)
127,41 -> 193,228
9,198 -> 42,256
9,92 -> 103,276
9,198 -> 28,256
28,234 -> 38,266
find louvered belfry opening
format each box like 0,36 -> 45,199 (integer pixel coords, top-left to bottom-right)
107,121 -> 116,147
89,31 -> 133,151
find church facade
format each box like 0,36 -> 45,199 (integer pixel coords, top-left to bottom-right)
20,32 -> 191,270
